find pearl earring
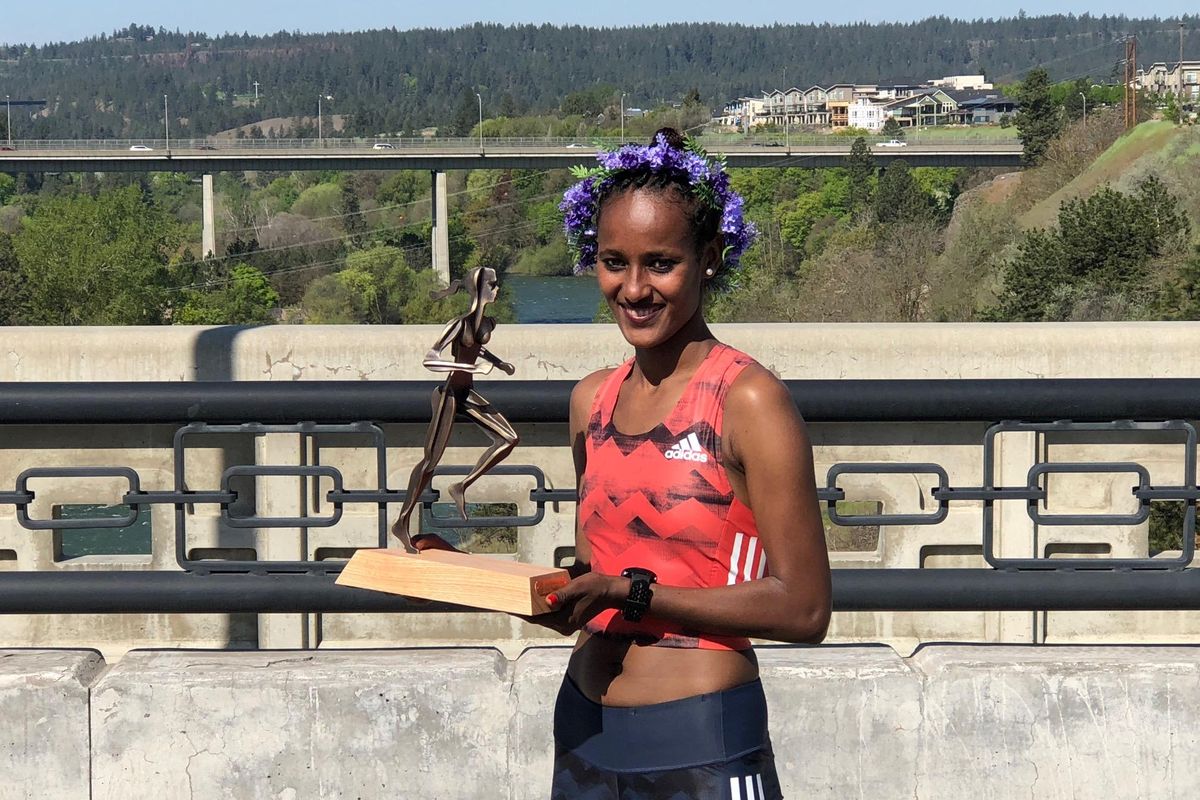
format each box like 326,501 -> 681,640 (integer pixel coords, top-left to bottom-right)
704,268 -> 715,277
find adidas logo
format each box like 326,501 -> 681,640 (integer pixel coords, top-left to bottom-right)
665,432 -> 709,463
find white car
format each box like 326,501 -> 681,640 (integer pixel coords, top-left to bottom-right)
874,139 -> 907,148
372,142 -> 394,150
128,145 -> 154,151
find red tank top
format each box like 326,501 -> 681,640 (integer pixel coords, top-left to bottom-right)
579,343 -> 766,650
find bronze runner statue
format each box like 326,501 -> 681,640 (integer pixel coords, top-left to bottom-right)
391,266 -> 519,553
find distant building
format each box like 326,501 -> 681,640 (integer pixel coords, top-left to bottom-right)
1135,61 -> 1200,100
847,98 -> 888,131
716,97 -> 767,129
713,73 -> 1011,132
929,74 -> 994,91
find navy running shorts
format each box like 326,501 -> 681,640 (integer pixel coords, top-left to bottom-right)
551,675 -> 783,800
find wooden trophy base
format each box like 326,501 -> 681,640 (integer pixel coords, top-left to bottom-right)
335,549 -> 570,616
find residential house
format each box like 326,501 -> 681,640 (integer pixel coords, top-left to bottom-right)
847,98 -> 888,131
825,84 -> 855,127
1136,61 -> 1200,100
884,89 -> 959,127
946,91 -> 1018,124
716,97 -> 766,129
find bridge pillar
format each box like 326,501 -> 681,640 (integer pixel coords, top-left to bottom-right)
201,174 -> 216,259
430,170 -> 450,285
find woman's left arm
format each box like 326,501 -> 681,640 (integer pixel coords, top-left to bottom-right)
549,368 -> 832,643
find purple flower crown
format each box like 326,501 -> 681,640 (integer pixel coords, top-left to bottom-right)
559,133 -> 757,291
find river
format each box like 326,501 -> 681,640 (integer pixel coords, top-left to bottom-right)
504,275 -> 600,323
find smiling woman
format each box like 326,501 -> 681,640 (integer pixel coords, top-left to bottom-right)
533,129 -> 832,800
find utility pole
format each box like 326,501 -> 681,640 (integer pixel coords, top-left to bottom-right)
1180,22 -> 1187,112
1124,36 -> 1139,130
1079,92 -> 1087,123
620,92 -> 627,141
4,95 -> 10,146
253,81 -> 260,101
163,95 -> 170,150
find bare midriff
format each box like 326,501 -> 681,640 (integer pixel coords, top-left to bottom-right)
567,629 -> 759,707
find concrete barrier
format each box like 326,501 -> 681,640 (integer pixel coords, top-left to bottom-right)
0,644 -> 1184,798
90,649 -> 512,800
914,645 -> 1200,800
0,650 -> 101,800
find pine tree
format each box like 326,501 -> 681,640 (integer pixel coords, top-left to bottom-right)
873,160 -> 929,224
847,137 -> 875,212
1015,67 -> 1063,166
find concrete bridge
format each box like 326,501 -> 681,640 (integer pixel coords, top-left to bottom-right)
0,136 -> 1025,172
0,135 -> 1025,284
1,321 -> 1196,798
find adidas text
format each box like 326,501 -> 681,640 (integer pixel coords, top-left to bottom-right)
666,433 -> 709,463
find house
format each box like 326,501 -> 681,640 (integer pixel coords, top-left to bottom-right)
824,84 -> 856,127
1136,61 -> 1200,100
884,89 -> 959,127
847,98 -> 888,131
716,97 -> 766,129
947,91 -> 1018,124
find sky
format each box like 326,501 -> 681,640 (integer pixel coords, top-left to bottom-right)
2,1 -> 1196,45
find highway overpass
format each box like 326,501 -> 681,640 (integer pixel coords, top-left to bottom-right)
0,136 -> 1025,172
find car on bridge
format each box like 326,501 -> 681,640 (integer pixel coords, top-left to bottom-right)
874,139 -> 907,148
372,142 -> 395,150
129,145 -> 154,152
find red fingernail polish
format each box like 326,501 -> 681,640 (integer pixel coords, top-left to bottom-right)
547,594 -> 558,606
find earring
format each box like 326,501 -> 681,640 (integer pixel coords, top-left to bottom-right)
704,268 -> 715,277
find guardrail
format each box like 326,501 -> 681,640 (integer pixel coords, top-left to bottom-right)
1,134 -> 1023,152
0,379 -> 1196,614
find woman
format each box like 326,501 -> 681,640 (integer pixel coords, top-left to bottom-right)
540,129 -> 832,799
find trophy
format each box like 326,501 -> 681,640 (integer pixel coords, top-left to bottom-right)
336,268 -> 568,615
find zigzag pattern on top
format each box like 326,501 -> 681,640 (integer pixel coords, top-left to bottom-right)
580,492 -> 727,543
588,416 -> 721,456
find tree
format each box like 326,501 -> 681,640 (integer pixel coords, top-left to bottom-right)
11,185 -> 181,324
1062,78 -> 1090,122
1015,67 -> 1064,166
992,177 -> 1188,321
846,137 -> 875,212
881,116 -> 903,139
872,160 -> 930,225
175,264 -> 279,324
0,234 -> 32,324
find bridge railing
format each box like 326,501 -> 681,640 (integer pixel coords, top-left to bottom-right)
0,378 -> 1196,616
3,133 -> 1023,152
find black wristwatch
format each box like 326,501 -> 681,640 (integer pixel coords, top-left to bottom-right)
620,567 -> 657,622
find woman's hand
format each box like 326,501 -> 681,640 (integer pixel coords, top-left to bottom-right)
517,606 -> 581,636
544,572 -> 626,629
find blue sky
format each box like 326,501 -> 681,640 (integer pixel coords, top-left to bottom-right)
3,1 -> 1196,45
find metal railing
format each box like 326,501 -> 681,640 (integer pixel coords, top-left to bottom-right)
1,134 -> 1023,153
0,379 -> 1197,614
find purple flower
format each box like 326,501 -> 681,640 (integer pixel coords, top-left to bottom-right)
560,136 -> 756,282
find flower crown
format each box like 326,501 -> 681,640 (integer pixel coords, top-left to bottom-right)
559,133 -> 756,291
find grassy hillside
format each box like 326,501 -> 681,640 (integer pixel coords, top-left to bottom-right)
1021,121 -> 1194,229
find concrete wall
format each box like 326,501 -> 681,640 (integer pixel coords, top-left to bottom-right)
0,323 -> 1197,656
4,645 -> 1200,799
